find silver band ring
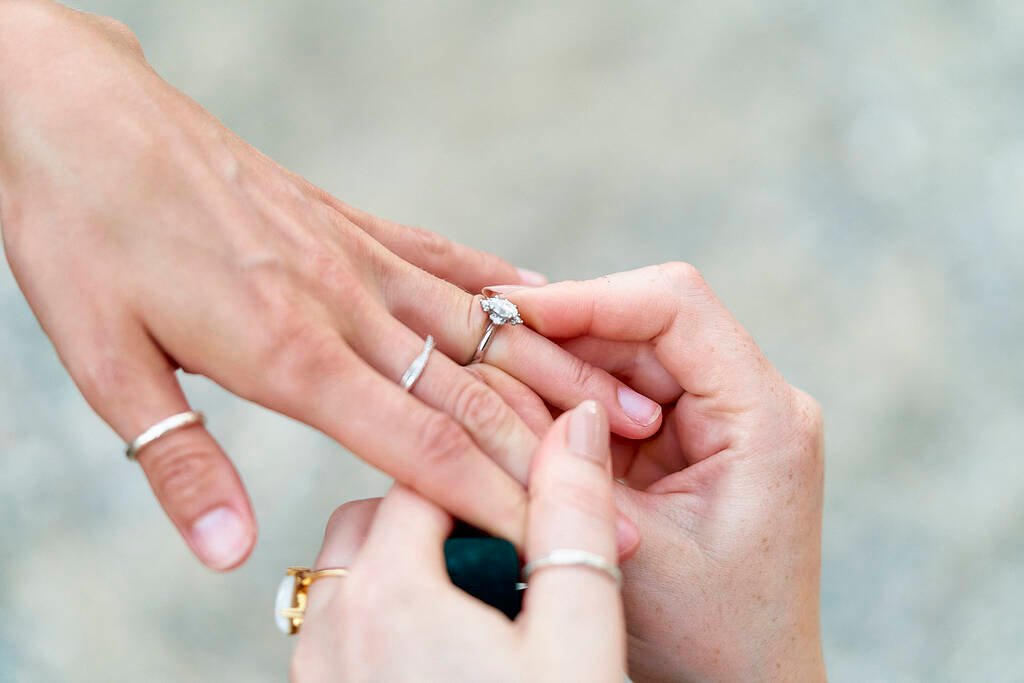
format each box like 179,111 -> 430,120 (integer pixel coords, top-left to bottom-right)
400,335 -> 435,392
469,296 -> 523,364
471,323 -> 498,364
125,410 -> 206,461
522,548 -> 623,587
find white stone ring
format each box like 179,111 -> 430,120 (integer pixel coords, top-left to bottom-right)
470,295 -> 523,364
275,566 -> 348,635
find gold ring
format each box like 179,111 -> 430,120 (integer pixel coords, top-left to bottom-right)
275,566 -> 349,635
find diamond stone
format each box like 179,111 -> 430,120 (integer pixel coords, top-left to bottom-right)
480,296 -> 523,326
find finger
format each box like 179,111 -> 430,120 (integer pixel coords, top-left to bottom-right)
298,498 -> 382,667
64,320 -> 255,571
383,270 -> 663,438
278,353 -> 528,546
323,198 -> 546,291
141,279 -> 529,547
346,309 -> 539,483
462,363 -> 554,437
314,498 -> 383,569
616,409 -> 689,488
302,498 -> 382,624
355,484 -> 453,584
523,401 -> 624,655
559,336 -> 682,405
507,263 -> 779,400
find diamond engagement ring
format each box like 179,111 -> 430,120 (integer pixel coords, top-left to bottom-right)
470,296 -> 523,364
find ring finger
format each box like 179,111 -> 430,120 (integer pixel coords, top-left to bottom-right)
384,269 -> 664,439
348,307 -> 540,483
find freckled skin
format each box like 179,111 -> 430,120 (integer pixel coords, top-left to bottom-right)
510,265 -> 828,682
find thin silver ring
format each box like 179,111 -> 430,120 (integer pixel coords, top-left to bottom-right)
471,324 -> 497,364
125,410 -> 206,461
522,548 -> 623,587
400,335 -> 435,392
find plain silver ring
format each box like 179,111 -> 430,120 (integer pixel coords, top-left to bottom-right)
400,335 -> 435,392
125,410 -> 206,461
471,323 -> 497,364
522,548 -> 623,587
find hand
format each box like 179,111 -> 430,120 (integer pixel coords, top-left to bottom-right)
0,2 -> 662,569
501,263 -> 826,682
292,402 -> 625,683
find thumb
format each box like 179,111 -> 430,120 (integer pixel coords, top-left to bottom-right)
67,324 -> 256,571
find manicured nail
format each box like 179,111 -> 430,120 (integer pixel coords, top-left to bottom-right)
516,268 -> 548,286
617,387 -> 661,427
615,512 -> 640,557
567,400 -> 608,463
483,284 -> 527,296
191,506 -> 250,570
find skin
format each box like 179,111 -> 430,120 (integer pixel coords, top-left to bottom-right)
494,263 -> 828,681
293,401 -> 626,683
0,1 -> 662,570
290,259 -> 823,679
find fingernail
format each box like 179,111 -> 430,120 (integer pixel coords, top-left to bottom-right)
615,512 -> 640,557
516,268 -> 548,286
191,506 -> 250,570
567,400 -> 608,463
617,387 -> 661,427
483,284 -> 527,296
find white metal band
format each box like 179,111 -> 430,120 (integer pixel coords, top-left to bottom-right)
522,548 -> 623,587
470,323 -> 497,364
125,410 -> 206,461
400,335 -> 436,392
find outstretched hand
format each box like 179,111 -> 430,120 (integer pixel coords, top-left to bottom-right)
0,2 -> 662,569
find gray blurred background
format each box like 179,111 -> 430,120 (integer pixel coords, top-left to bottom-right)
2,1 -> 1022,681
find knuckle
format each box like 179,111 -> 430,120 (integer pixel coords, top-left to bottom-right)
796,389 -> 825,437
257,318 -> 348,397
449,379 -> 510,436
565,353 -> 598,390
323,499 -> 374,539
542,477 -> 612,528
659,261 -> 707,291
414,413 -> 473,474
303,245 -> 360,295
786,388 -> 825,472
73,354 -> 136,409
144,440 -> 220,511
409,226 -> 450,261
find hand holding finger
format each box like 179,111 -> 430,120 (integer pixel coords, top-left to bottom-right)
382,268 -> 664,438
505,263 -> 781,400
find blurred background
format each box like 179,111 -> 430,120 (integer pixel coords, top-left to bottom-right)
2,1 -> 1022,680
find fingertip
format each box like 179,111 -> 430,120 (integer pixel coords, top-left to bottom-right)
567,400 -> 609,464
189,505 -> 256,571
516,268 -> 548,286
616,386 -> 661,427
